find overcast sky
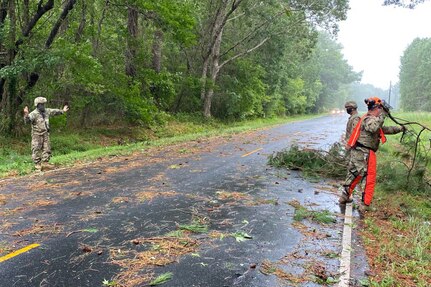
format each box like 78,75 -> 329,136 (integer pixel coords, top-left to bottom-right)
337,0 -> 431,90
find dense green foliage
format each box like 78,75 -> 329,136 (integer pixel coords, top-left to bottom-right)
399,37 -> 431,111
0,0 -> 359,135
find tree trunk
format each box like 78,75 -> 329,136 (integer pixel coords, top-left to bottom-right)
46,0 -> 77,48
93,0 -> 109,55
203,70 -> 218,118
200,0 -> 240,116
19,0 -> 54,43
0,0 -> 7,23
200,56 -> 210,101
125,6 -> 138,77
22,0 -> 29,28
0,0 -> 8,111
203,26 -> 223,118
75,1 -> 86,42
1,0 -> 17,133
0,0 -> 56,134
25,0 -> 75,90
152,29 -> 163,73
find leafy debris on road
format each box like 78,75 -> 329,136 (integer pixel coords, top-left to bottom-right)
288,200 -> 336,224
135,191 -> 177,202
111,197 -> 130,204
309,261 -> 338,284
179,222 -> 208,233
268,144 -> 346,179
232,231 -> 252,242
12,221 -> 63,237
149,272 -> 173,286
0,194 -> 7,205
109,236 -> 198,287
216,190 -> 251,201
102,279 -> 117,286
260,259 -> 305,284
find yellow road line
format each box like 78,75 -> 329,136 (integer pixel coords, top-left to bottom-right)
0,243 -> 40,263
241,148 -> 263,158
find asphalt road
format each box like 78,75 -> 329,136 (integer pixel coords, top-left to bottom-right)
0,114 -> 367,287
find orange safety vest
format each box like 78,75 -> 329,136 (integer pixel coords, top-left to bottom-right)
347,115 -> 386,148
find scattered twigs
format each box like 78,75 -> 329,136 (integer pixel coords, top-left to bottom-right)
389,114 -> 431,132
66,230 -> 83,238
387,112 -> 431,183
408,127 -> 426,182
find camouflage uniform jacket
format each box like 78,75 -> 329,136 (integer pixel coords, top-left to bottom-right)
24,108 -> 64,135
356,113 -> 403,151
345,112 -> 360,141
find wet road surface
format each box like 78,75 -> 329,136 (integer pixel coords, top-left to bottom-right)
0,115 -> 367,287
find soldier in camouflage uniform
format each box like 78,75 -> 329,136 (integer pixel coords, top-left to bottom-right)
339,97 -> 405,206
24,97 -> 69,171
340,101 -> 361,203
344,101 -> 360,141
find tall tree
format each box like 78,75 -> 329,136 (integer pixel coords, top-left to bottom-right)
1,0 -> 55,133
399,37 -> 431,111
313,32 -> 361,111
125,6 -> 138,77
198,0 -> 350,118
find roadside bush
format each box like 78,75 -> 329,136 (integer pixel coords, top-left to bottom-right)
377,131 -> 431,195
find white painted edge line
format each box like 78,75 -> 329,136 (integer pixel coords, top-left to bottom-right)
337,202 -> 353,287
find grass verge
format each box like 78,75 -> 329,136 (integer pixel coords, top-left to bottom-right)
362,193 -> 431,287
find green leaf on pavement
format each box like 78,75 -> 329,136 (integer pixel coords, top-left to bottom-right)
82,228 -> 98,233
149,272 -> 173,286
232,232 -> 252,242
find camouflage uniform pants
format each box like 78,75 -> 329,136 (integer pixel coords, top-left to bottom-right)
31,133 -> 51,164
344,146 -> 378,205
344,147 -> 369,190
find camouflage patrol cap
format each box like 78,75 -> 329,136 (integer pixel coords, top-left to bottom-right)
34,97 -> 47,106
344,101 -> 358,109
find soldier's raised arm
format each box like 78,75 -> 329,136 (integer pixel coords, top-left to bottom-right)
23,106 -> 33,124
382,124 -> 405,135
47,105 -> 68,116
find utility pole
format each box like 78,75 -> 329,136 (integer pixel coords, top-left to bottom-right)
388,81 -> 392,106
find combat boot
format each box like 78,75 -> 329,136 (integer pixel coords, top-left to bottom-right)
338,186 -> 353,204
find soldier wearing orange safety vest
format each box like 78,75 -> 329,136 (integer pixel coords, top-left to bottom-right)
344,101 -> 360,142
339,97 -> 406,206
